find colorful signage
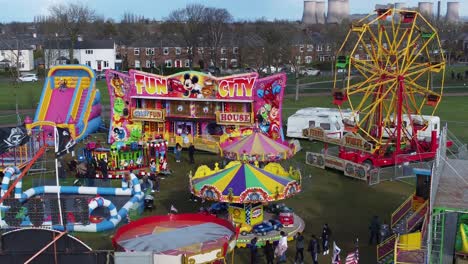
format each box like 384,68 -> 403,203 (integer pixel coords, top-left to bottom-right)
216,112 -> 252,125
106,69 -> 286,144
132,70 -> 258,100
132,109 -> 165,122
304,127 -> 373,152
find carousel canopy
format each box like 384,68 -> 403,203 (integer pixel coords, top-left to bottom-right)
221,132 -> 294,162
190,162 -> 300,204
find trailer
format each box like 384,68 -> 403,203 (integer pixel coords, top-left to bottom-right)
286,107 -> 356,139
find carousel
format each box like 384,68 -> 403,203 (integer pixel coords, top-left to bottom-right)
220,132 -> 295,163
189,161 -> 304,247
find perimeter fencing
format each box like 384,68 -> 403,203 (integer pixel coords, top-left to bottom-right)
369,126 -> 467,186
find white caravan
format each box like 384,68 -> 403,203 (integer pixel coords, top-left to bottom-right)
286,107 -> 357,139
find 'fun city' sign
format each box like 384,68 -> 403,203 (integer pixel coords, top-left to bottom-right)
132,109 -> 165,122
216,112 -> 252,125
134,72 -> 168,95
217,77 -> 256,98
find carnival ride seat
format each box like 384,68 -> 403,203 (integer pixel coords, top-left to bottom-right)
426,95 -> 440,106
336,56 -> 350,69
332,89 -> 347,106
351,22 -> 365,32
400,12 -> 416,23
421,31 -> 434,39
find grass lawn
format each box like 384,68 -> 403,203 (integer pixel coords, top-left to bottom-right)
0,70 -> 467,263
31,140 -> 413,264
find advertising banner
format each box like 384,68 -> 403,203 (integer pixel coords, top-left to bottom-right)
106,69 -> 286,144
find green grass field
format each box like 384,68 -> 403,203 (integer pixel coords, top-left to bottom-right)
0,70 -> 467,263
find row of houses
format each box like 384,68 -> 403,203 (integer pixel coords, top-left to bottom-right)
0,30 -> 344,73
2,31 -> 468,73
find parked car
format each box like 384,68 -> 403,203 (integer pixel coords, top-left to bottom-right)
207,66 -> 221,75
268,219 -> 283,230
238,222 -> 253,236
96,72 -> 106,80
260,66 -> 281,74
300,68 -> 320,76
18,73 -> 38,82
253,221 -> 275,236
209,202 -> 228,215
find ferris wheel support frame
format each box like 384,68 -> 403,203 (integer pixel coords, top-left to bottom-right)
331,8 -> 446,168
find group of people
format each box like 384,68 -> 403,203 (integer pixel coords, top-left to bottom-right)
67,156 -> 110,186
451,70 -> 468,81
249,224 -> 332,264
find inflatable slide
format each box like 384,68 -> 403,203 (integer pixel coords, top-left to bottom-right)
33,65 -> 102,141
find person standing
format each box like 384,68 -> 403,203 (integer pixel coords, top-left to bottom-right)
250,237 -> 258,264
174,143 -> 182,162
99,158 -> 109,181
308,235 -> 319,264
264,240 -> 274,264
154,173 -> 160,193
369,215 -> 381,245
276,231 -> 288,263
321,224 -> 331,255
188,143 -> 195,164
57,158 -> 66,179
294,232 -> 305,264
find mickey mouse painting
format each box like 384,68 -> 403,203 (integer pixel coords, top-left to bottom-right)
183,73 -> 203,98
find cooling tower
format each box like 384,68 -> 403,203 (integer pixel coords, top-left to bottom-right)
446,2 -> 459,23
342,0 -> 350,21
315,1 -> 326,24
327,0 -> 348,24
394,2 -> 406,9
418,2 -> 434,17
303,1 -> 317,24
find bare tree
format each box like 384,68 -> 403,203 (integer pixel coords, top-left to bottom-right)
49,3 -> 96,63
255,21 -> 285,73
164,4 -> 206,69
202,7 -> 233,68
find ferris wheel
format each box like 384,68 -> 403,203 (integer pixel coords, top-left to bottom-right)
332,8 -> 445,156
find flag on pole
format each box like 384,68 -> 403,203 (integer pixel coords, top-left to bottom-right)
55,127 -> 76,157
345,248 -> 359,264
0,126 -> 29,155
332,241 -> 341,264
170,204 -> 178,213
346,238 -> 359,264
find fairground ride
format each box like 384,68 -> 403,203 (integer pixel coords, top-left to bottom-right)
329,8 -> 447,168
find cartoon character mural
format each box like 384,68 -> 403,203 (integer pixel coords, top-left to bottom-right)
106,71 -> 135,144
253,77 -> 286,141
107,69 -> 287,143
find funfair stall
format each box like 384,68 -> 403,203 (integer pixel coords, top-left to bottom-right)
105,70 -> 286,153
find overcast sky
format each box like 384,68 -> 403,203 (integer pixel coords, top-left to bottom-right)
0,0 -> 466,22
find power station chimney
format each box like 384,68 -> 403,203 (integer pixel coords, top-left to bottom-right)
303,1 -> 317,24
437,1 -> 441,21
446,1 -> 460,23
315,1 -> 326,24
418,2 -> 434,18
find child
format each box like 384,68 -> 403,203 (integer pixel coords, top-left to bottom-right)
58,79 -> 67,92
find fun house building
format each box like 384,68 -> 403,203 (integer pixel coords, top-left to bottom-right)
105,70 -> 287,152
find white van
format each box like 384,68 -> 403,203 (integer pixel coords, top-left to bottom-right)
286,107 -> 357,139
382,115 -> 440,141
